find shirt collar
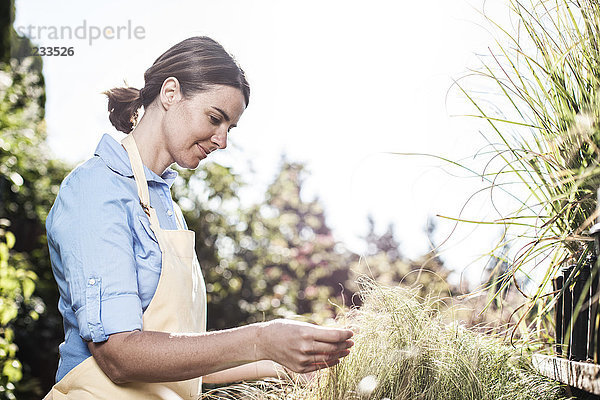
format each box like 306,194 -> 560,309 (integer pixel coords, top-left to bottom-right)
94,133 -> 178,188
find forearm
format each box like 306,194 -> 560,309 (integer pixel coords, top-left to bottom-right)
92,324 -> 261,384
91,318 -> 354,385
202,360 -> 284,384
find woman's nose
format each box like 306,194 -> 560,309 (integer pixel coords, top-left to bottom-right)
212,130 -> 227,149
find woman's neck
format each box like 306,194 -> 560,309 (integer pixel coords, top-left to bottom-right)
130,108 -> 172,176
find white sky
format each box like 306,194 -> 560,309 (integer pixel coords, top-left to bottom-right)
14,0 -> 519,286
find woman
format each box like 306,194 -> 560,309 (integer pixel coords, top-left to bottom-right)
43,36 -> 354,399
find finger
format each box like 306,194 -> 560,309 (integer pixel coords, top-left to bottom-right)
310,327 -> 354,343
305,339 -> 354,354
347,324 -> 360,335
304,358 -> 341,373
332,348 -> 351,359
303,349 -> 350,367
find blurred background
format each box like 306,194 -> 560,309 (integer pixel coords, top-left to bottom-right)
0,0 -> 526,397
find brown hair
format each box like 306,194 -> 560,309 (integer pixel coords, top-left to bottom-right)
103,36 -> 250,134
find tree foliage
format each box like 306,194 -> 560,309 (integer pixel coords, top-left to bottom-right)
0,46 -> 70,400
0,225 -> 36,400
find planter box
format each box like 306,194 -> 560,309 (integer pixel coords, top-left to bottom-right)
533,354 -> 600,395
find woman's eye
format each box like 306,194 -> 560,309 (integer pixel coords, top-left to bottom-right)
209,115 -> 220,125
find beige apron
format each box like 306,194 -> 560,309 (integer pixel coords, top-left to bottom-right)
43,134 -> 207,399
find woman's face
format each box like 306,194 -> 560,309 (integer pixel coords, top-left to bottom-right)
161,84 -> 246,169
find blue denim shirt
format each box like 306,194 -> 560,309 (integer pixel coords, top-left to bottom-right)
46,133 -> 187,383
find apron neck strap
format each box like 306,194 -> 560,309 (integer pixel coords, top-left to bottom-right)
121,134 -> 151,214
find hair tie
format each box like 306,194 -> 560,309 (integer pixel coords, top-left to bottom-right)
139,88 -> 144,103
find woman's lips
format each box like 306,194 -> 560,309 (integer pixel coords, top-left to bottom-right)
197,143 -> 208,158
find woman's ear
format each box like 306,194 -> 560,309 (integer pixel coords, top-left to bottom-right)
159,77 -> 182,110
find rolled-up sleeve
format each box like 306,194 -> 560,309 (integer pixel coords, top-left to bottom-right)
49,167 -> 142,343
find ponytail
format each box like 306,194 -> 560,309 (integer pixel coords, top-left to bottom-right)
102,86 -> 145,134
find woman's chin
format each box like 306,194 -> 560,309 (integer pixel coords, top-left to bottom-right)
176,158 -> 201,170
191,158 -> 203,169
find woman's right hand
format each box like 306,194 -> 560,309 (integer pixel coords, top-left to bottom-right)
256,319 -> 354,374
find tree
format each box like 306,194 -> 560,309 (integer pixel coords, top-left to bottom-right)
363,214 -> 403,262
172,158 -> 355,330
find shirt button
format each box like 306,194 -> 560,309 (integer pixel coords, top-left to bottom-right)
167,209 -> 173,216
88,278 -> 96,285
